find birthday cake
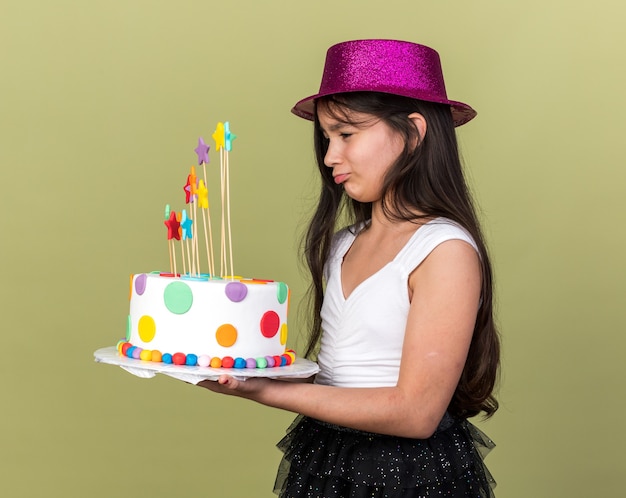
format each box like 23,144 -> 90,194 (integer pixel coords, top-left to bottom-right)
117,122 -> 295,369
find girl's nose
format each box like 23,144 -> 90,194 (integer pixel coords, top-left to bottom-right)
324,141 -> 341,168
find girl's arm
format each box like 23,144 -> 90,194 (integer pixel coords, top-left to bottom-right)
197,239 -> 480,439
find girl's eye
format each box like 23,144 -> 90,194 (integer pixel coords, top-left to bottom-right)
340,133 -> 352,139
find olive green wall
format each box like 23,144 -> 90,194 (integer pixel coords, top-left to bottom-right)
1,1 -> 624,496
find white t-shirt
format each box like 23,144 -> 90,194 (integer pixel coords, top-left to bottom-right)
315,217 -> 478,388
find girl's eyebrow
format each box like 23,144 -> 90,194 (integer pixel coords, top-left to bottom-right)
323,120 -> 361,133
327,122 -> 347,131
319,121 -> 345,133
320,115 -> 378,133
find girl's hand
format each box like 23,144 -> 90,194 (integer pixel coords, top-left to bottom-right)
196,376 -> 270,401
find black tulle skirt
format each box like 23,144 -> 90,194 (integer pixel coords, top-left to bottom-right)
273,414 -> 495,498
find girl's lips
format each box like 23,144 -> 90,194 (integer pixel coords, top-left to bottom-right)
334,173 -> 349,185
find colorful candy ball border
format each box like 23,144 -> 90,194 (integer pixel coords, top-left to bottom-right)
117,340 -> 296,369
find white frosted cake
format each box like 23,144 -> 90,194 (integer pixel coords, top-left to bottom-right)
120,273 -> 293,368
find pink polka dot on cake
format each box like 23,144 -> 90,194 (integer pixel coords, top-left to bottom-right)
225,281 -> 248,302
260,310 -> 280,338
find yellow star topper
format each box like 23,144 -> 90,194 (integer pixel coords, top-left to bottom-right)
212,122 -> 225,151
196,179 -> 209,209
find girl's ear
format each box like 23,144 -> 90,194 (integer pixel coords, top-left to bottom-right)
408,112 -> 427,150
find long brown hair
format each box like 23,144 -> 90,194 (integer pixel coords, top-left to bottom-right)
302,92 -> 500,418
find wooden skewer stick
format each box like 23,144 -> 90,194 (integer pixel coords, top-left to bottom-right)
201,164 -> 216,278
220,147 -> 226,277
225,150 -> 234,279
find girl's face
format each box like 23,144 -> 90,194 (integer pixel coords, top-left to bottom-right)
317,106 -> 404,204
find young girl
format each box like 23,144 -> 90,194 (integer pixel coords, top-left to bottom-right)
199,39 -> 499,498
